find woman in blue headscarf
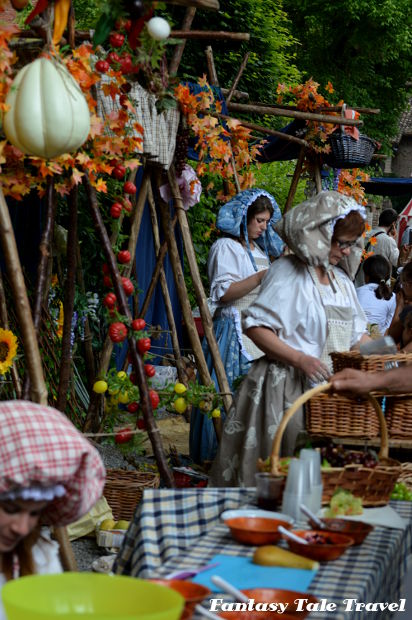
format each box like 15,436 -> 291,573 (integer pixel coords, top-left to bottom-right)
189,189 -> 284,464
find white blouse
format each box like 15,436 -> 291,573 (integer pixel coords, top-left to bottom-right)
356,283 -> 396,335
208,237 -> 269,305
242,255 -> 368,357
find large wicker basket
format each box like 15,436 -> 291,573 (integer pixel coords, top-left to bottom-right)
385,395 -> 412,439
306,391 -> 381,438
103,469 -> 160,521
265,383 -> 401,506
325,131 -> 376,169
331,350 -> 412,373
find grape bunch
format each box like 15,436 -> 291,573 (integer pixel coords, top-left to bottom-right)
174,118 -> 190,177
320,442 -> 378,469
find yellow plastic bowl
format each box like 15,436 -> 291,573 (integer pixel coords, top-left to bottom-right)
2,573 -> 185,620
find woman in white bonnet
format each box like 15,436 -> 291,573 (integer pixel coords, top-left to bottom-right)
210,191 -> 371,487
0,400 -> 105,619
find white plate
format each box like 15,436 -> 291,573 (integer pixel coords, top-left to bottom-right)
220,508 -> 294,524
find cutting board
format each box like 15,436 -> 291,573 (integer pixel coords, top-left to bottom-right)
192,554 -> 317,592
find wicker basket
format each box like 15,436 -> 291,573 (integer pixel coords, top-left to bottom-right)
325,131 -> 376,169
331,350 -> 412,373
385,395 -> 412,439
103,469 -> 160,521
265,383 -> 401,506
306,391 -> 381,438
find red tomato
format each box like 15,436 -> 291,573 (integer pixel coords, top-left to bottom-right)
129,372 -> 137,385
122,198 -> 132,213
110,202 -> 123,218
149,389 -> 160,409
115,18 -> 132,32
144,364 -> 156,377
127,401 -> 139,413
109,32 -> 125,48
95,59 -> 110,73
124,181 -> 137,195
102,263 -> 110,274
121,276 -> 134,296
103,292 -> 117,309
115,428 -> 133,444
117,250 -> 131,264
136,418 -> 147,430
119,55 -> 134,74
131,318 -> 146,331
109,322 -> 128,343
103,275 -> 112,287
107,51 -> 120,65
137,337 -> 151,354
113,165 -> 126,180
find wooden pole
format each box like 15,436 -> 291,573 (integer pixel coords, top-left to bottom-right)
53,527 -> 77,571
56,186 -> 78,413
0,188 -> 48,404
162,0 -> 219,8
171,30 -> 250,40
76,244 -> 95,392
218,114 -> 309,147
284,146 -> 306,214
221,88 -> 249,102
226,52 -> 250,104
167,167 -> 232,422
227,102 -> 363,126
83,175 -> 174,487
124,170 -> 150,278
169,7 -> 197,75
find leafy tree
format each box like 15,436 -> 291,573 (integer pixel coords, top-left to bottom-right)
282,0 -> 412,148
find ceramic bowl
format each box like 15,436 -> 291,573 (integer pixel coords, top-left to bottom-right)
149,579 -> 210,618
217,587 -> 318,619
283,529 -> 354,561
309,517 -> 373,545
224,516 -> 292,545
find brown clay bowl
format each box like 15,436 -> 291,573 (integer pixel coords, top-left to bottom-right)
149,579 -> 210,617
283,529 -> 354,561
308,517 -> 374,545
217,587 -> 319,618
224,516 -> 292,545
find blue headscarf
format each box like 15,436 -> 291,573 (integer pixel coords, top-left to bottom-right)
216,188 -> 284,270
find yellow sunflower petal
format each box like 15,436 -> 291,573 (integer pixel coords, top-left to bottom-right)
0,328 -> 18,375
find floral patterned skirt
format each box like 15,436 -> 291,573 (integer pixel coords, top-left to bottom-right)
189,315 -> 252,464
209,357 -> 306,487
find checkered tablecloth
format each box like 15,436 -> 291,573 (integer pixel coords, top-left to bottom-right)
114,489 -> 412,620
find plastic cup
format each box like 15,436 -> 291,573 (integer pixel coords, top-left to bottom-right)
282,490 -> 312,524
254,472 -> 284,511
284,458 -> 310,496
300,449 -> 322,486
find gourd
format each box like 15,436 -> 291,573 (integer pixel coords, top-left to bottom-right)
3,57 -> 90,159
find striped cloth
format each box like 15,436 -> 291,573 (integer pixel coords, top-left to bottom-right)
114,489 -> 412,620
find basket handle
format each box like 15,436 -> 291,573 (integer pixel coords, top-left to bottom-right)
269,382 -> 388,475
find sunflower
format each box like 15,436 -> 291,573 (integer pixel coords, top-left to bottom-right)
0,328 -> 18,375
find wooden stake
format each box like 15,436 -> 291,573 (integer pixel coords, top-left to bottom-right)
227,102 -> 363,126
0,188 -> 48,404
162,0 -> 219,8
218,114 -> 309,147
284,146 -> 306,213
226,52 -> 250,104
56,186 -> 78,413
169,7 -> 197,75
171,30 -> 250,40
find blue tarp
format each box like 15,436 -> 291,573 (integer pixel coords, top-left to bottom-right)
362,177 -> 412,197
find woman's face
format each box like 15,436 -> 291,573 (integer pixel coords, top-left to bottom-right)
329,236 -> 359,265
247,209 -> 271,241
0,499 -> 49,552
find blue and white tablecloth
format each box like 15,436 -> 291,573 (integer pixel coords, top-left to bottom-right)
114,489 -> 412,619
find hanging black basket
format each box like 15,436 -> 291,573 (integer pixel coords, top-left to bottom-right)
324,131 -> 376,169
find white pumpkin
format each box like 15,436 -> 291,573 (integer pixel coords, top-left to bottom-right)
3,57 -> 91,159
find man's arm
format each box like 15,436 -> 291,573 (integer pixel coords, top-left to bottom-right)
331,364 -> 412,395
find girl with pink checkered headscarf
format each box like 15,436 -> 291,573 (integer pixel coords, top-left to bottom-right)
0,400 -> 105,614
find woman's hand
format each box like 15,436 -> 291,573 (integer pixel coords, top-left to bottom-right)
220,269 -> 267,303
297,353 -> 330,383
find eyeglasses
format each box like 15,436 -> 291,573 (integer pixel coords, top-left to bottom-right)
334,238 -> 358,250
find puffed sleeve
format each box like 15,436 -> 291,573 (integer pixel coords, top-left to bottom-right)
208,238 -> 254,302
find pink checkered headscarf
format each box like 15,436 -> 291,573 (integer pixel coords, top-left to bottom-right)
0,400 -> 106,525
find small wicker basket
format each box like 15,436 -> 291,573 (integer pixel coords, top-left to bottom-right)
306,391 -> 381,438
103,469 -> 160,521
385,395 -> 412,439
331,350 -> 412,373
325,130 -> 376,169
264,383 -> 401,507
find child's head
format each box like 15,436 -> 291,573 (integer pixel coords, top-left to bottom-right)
400,305 -> 412,348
